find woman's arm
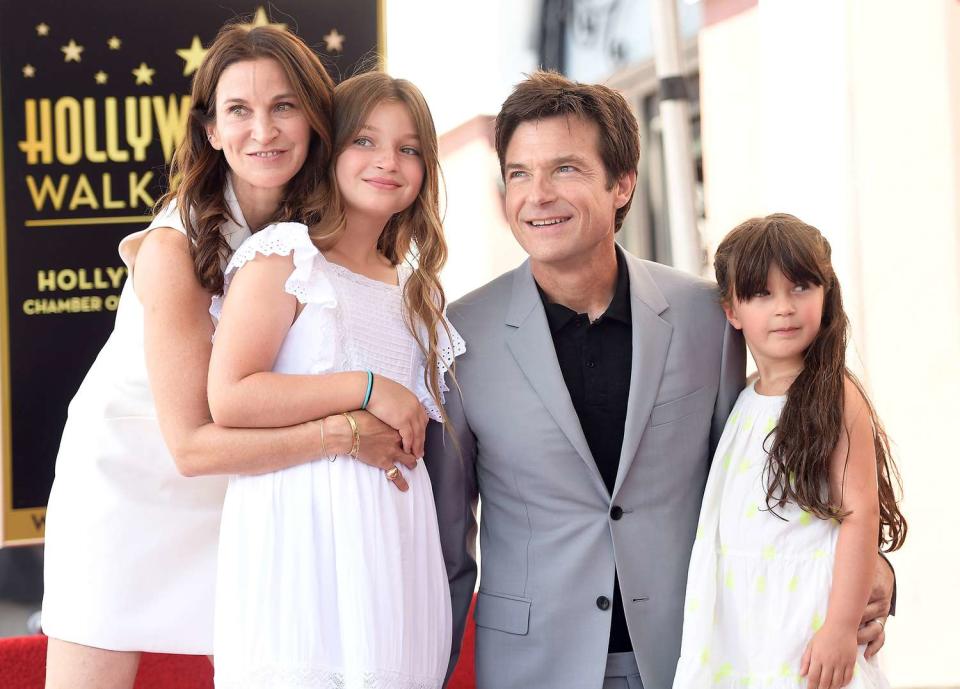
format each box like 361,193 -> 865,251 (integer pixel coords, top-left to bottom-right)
134,228 -> 416,477
801,378 -> 881,689
206,248 -> 427,455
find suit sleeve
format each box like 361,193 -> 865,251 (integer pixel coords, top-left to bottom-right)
424,380 -> 479,684
710,321 -> 746,457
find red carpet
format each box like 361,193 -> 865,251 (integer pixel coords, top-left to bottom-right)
0,597 -> 477,689
0,636 -> 214,689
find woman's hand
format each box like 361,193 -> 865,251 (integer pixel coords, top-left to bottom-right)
363,375 -> 428,458
801,622 -> 857,689
323,411 -> 418,492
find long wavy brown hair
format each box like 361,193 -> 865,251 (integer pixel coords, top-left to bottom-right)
311,71 -> 452,416
715,213 -> 906,551
158,23 -> 334,294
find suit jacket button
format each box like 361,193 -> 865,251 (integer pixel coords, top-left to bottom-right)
610,505 -> 624,520
596,596 -> 611,611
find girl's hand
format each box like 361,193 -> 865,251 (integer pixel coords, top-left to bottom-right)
364,375 -> 428,458
323,412 -> 418,492
801,622 -> 858,689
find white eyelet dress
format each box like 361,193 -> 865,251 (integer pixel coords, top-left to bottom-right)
41,182 -> 251,653
672,382 -> 890,689
210,223 -> 463,689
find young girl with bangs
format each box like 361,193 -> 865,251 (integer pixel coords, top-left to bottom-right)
206,71 -> 461,689
672,214 -> 906,689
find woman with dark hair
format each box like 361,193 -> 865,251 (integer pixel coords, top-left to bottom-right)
41,25 -> 415,689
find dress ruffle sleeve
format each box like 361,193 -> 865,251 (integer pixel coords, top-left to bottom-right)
209,222 -> 336,325
414,313 -> 467,422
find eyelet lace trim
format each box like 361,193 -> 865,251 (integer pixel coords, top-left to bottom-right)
215,665 -> 441,689
416,321 -> 467,421
210,223 -> 333,325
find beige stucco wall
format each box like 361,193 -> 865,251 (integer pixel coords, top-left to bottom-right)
699,1 -> 959,686
437,118 -> 526,301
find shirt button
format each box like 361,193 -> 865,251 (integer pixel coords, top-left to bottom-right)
585,361 -> 596,368
610,505 -> 624,520
596,596 -> 611,611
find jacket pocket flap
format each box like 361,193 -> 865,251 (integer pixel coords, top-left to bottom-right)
474,591 -> 531,635
649,386 -> 709,427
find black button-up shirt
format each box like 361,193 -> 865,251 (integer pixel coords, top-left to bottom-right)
536,249 -> 634,653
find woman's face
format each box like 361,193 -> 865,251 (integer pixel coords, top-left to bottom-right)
206,58 -> 311,196
334,100 -> 425,222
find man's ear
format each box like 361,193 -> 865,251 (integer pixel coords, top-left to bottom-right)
206,124 -> 222,151
722,301 -> 743,330
614,170 -> 637,209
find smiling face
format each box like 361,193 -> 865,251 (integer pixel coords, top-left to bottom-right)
333,99 -> 425,224
724,264 -> 825,370
206,57 -> 311,197
503,115 -> 634,272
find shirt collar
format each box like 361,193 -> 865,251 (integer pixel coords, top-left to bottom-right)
536,247 -> 632,332
222,174 -> 252,253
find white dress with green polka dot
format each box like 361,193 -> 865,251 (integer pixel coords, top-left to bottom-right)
672,381 -> 889,689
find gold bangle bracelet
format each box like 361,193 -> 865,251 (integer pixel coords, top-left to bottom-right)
341,411 -> 360,459
319,417 -> 335,462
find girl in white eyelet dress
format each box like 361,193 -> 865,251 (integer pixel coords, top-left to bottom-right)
673,214 -> 905,689
208,73 -> 461,689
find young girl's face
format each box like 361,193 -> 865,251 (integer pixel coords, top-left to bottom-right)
335,100 -> 424,221
724,264 -> 824,369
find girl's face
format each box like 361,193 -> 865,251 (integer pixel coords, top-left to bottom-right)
206,58 -> 311,197
724,264 -> 825,369
334,100 -> 424,222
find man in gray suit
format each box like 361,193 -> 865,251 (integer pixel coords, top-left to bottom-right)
424,71 -> 892,689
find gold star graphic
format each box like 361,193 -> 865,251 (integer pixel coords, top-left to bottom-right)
61,39 -> 84,62
176,35 -> 207,76
23,64 -> 36,78
241,6 -> 286,31
107,36 -> 122,50
132,62 -> 156,85
95,70 -> 109,85
323,28 -> 345,53
36,23 -> 50,37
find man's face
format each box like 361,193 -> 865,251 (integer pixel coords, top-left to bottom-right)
502,115 -> 635,271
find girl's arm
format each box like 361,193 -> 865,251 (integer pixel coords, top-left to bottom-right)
801,378 -> 881,689
135,228 -> 416,477
206,247 -> 428,456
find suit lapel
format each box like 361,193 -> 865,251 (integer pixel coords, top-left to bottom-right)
505,262 -> 609,500
612,253 -> 673,498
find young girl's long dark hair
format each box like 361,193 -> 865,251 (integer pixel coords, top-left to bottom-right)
714,213 -> 906,552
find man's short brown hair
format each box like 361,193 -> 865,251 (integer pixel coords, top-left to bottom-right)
495,70 -> 640,232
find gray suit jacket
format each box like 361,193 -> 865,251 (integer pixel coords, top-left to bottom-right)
425,249 -> 745,689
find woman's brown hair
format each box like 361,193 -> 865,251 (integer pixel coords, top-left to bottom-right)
311,71 -> 452,416
714,213 -> 906,551
158,23 -> 334,294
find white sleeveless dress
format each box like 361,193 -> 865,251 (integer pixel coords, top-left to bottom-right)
672,382 -> 889,689
41,183 -> 250,653
210,223 -> 463,689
